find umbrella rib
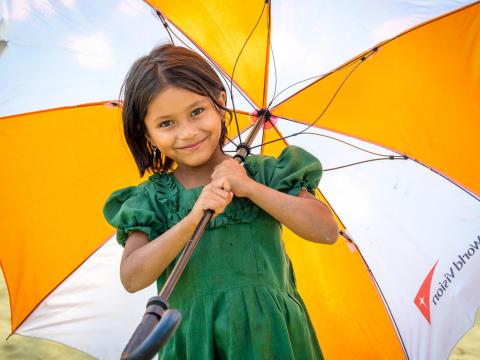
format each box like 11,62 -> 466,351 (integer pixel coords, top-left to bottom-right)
261,1 -> 272,109
224,111 -> 238,147
410,159 -> 480,202
228,1 -> 268,144
266,61 -> 356,110
251,128 -> 401,162
224,123 -> 256,152
323,157 -> 407,172
353,243 -> 411,359
296,131 -> 402,157
155,10 -> 175,44
301,56 -> 366,132
265,4 -> 279,110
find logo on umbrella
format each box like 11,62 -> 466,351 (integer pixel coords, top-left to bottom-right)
414,260 -> 438,324
415,235 -> 480,324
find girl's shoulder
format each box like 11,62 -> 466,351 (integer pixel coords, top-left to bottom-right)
103,181 -> 171,246
103,172 -> 175,207
245,145 -> 322,196
102,173 -> 177,246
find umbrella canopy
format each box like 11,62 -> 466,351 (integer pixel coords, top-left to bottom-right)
1,1 -> 479,359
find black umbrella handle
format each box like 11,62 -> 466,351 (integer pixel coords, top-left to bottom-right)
120,113 -> 266,360
121,297 -> 181,360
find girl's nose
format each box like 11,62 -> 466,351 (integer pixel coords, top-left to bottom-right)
178,121 -> 199,139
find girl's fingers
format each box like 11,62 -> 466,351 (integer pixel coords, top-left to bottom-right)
202,197 -> 229,214
200,188 -> 232,211
194,180 -> 234,218
209,177 -> 232,193
221,179 -> 232,192
209,184 -> 231,198
211,176 -> 227,189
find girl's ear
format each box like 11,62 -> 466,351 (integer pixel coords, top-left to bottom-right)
145,134 -> 154,148
217,91 -> 227,108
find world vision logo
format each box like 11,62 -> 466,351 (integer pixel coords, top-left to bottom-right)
414,261 -> 438,324
414,235 -> 480,324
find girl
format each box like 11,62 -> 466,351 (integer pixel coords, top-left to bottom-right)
103,43 -> 339,359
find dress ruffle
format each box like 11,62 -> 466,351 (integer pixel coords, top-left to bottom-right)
102,186 -> 167,246
149,172 -> 261,230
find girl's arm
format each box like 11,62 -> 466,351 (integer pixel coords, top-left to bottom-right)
245,183 -> 338,244
212,158 -> 339,244
120,180 -> 233,293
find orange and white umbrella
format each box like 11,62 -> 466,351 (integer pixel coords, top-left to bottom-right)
1,1 -> 479,359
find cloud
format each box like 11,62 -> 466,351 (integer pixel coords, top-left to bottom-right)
33,0 -> 55,17
60,0 -> 76,9
10,0 -> 31,21
118,0 -> 144,16
8,0 -> 55,21
1,3 -> 8,24
66,33 -> 114,69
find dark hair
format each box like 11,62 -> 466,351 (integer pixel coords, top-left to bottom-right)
121,43 -> 230,176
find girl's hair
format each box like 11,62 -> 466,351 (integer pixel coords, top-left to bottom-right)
121,43 -> 230,176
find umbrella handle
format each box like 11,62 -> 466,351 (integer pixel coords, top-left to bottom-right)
121,296 -> 181,360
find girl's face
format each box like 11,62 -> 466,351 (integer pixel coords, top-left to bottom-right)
144,86 -> 225,169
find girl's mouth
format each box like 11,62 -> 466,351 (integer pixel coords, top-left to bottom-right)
178,137 -> 207,151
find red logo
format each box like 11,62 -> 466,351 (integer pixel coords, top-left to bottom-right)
414,260 -> 438,324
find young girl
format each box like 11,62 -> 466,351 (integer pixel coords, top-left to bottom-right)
103,43 -> 339,359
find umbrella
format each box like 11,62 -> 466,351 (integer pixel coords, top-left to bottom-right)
1,0 -> 479,359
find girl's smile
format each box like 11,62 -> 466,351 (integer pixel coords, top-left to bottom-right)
144,86 -> 226,171
176,136 -> 208,151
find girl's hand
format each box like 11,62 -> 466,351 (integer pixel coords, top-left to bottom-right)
189,178 -> 234,223
211,158 -> 255,198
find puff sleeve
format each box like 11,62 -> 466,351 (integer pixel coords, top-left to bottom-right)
103,186 -> 166,247
246,145 -> 322,196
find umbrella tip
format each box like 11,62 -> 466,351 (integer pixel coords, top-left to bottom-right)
341,230 -> 358,253
251,109 -> 277,129
104,101 -> 122,108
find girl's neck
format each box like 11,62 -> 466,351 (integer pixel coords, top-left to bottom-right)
174,147 -> 229,189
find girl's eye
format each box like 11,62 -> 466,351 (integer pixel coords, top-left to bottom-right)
159,120 -> 174,128
192,108 -> 204,117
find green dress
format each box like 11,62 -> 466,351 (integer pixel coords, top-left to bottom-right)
104,146 -> 324,360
